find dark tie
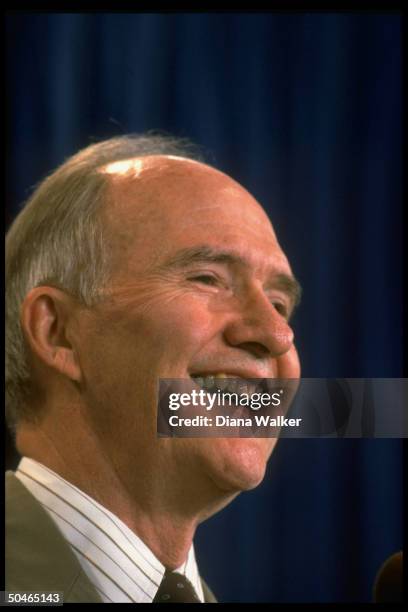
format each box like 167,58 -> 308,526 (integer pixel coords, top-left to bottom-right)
153,570 -> 201,603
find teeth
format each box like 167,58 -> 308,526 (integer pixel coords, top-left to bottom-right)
194,377 -> 204,389
213,373 -> 228,389
191,374 -> 261,396
203,375 -> 214,390
236,380 -> 249,395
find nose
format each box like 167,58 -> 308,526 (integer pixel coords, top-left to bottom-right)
223,286 -> 294,359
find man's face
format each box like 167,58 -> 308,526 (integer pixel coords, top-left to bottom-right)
76,157 -> 300,497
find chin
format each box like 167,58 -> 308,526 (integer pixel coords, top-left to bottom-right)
205,437 -> 277,493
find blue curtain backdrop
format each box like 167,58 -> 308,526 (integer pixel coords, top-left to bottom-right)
5,13 -> 402,603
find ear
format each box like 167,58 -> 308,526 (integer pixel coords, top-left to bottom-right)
20,286 -> 83,383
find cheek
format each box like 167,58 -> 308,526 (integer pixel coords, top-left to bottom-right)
136,296 -> 218,356
81,291 -> 223,389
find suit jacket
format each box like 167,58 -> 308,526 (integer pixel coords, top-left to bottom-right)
5,471 -> 217,603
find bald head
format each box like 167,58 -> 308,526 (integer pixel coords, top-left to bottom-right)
99,154 -> 268,220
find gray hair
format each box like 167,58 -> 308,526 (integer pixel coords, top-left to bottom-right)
6,133 -> 205,431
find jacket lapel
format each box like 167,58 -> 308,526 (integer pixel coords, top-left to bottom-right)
6,471 -> 103,603
6,471 -> 217,603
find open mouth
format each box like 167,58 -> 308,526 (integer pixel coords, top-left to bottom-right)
190,374 -> 267,396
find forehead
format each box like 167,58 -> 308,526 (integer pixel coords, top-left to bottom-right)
101,156 -> 291,275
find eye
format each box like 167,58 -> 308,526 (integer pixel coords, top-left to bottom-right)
273,302 -> 289,318
189,274 -> 219,286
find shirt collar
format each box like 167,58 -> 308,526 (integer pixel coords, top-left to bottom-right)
16,457 -> 204,602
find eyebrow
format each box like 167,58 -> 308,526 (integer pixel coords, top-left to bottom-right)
159,246 -> 302,309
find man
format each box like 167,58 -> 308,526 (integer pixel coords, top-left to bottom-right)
5,134 -> 301,603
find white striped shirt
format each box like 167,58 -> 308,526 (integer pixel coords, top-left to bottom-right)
15,458 -> 204,603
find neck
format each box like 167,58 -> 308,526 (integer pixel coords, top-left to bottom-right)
16,408 -> 237,569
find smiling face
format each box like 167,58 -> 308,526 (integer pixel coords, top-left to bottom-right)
75,156 -> 300,499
